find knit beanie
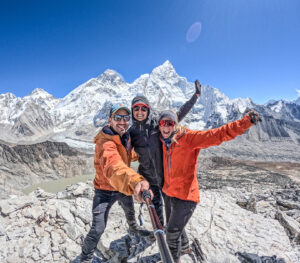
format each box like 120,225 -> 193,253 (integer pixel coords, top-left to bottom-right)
158,110 -> 178,124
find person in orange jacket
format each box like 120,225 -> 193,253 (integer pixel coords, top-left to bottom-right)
78,103 -> 152,263
157,109 -> 260,263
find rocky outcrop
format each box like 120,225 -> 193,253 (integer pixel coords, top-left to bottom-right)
0,141 -> 93,198
0,183 -> 300,263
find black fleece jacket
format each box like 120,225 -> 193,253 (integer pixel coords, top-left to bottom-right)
129,93 -> 198,187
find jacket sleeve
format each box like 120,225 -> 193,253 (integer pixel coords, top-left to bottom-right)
131,149 -> 139,162
95,141 -> 145,195
185,115 -> 253,149
177,93 -> 198,122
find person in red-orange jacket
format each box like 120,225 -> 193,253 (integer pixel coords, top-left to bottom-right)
157,109 -> 260,263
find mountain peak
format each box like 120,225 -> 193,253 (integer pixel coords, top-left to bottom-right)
30,88 -> 51,96
151,60 -> 177,77
102,69 -> 119,76
97,69 -> 125,83
161,60 -> 173,68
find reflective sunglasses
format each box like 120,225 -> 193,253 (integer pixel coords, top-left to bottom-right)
159,120 -> 175,127
133,106 -> 148,112
112,114 -> 130,122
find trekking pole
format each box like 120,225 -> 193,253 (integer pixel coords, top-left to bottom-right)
142,190 -> 175,263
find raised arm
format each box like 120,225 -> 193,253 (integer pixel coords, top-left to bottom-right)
177,80 -> 201,122
185,110 -> 260,149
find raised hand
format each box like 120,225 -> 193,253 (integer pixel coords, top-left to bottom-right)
195,80 -> 201,97
246,110 -> 261,124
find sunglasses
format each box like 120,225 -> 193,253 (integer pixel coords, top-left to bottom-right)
159,120 -> 175,127
133,106 -> 148,112
112,114 -> 130,122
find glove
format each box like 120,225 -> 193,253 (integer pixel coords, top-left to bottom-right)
195,80 -> 201,96
246,110 -> 261,124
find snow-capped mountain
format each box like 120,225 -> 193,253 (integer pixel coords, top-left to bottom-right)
0,61 -> 300,152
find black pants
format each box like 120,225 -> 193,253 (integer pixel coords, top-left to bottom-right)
164,194 -> 197,263
150,184 -> 164,226
81,189 -> 136,260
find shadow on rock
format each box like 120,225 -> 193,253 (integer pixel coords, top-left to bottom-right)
92,232 -> 156,262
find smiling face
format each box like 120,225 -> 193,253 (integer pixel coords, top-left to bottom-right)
159,117 -> 176,139
132,104 -> 149,122
108,109 -> 130,136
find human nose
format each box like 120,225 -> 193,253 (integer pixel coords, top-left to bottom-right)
119,117 -> 126,124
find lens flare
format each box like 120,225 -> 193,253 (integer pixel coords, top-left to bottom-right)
186,22 -> 202,43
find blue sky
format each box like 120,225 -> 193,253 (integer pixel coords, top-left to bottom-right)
0,0 -> 299,104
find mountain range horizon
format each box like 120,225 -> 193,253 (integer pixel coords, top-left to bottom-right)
1,60 -> 300,154
2,61 -> 300,105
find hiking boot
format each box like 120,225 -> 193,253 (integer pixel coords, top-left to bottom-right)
128,224 -> 154,239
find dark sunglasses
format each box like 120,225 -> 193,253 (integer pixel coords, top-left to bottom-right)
133,106 -> 148,112
112,114 -> 130,122
159,120 -> 175,127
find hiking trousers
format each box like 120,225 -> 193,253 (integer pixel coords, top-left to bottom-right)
80,188 -> 136,261
150,184 -> 164,226
164,194 -> 197,263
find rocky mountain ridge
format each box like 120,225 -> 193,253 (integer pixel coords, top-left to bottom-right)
0,141 -> 94,199
1,61 -> 300,155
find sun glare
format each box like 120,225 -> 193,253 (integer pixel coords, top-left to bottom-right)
186,22 -> 202,43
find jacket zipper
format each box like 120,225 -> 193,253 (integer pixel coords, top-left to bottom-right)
165,145 -> 172,194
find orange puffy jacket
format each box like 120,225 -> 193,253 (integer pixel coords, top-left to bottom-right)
161,115 -> 253,203
93,127 -> 144,196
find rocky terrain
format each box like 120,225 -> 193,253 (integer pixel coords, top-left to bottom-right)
0,179 -> 300,263
1,159 -> 300,263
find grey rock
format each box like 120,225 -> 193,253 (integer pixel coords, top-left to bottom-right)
56,202 -> 75,224
236,195 -> 257,213
61,223 -> 83,241
275,210 -> 300,242
0,195 -> 36,216
37,237 -> 51,258
0,218 -> 5,236
70,198 -> 92,224
277,199 -> 300,210
23,205 -> 44,220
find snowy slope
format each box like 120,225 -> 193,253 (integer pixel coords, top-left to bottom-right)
0,61 -> 299,150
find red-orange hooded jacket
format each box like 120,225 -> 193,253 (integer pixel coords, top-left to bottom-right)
93,126 -> 144,196
161,115 -> 253,203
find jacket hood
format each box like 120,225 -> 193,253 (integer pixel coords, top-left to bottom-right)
131,95 -> 150,107
94,126 -> 120,144
131,95 -> 151,122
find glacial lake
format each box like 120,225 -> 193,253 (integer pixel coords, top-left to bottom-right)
23,174 -> 94,194
22,162 -> 139,195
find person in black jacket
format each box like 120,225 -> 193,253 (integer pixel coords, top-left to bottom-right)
129,81 -> 201,230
